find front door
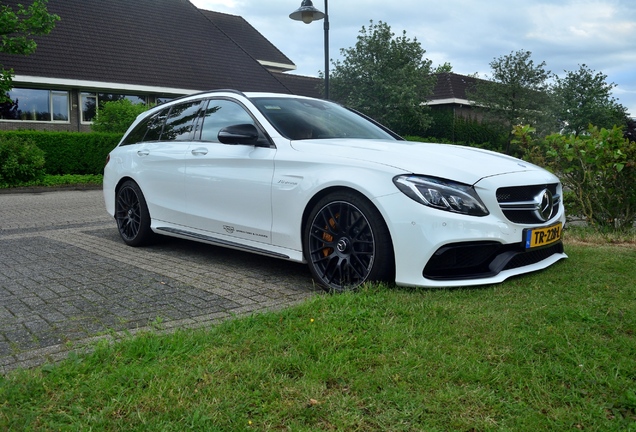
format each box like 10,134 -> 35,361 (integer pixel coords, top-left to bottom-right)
184,99 -> 275,244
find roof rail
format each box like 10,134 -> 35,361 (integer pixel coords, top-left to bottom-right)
167,89 -> 247,104
208,89 -> 247,97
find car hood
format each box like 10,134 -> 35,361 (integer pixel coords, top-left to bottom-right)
290,139 -> 544,184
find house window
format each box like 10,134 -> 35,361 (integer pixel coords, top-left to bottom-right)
156,97 -> 174,105
0,88 -> 69,122
81,92 -> 147,123
52,91 -> 69,121
80,93 -> 97,123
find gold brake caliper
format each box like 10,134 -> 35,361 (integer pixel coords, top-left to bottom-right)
322,214 -> 339,257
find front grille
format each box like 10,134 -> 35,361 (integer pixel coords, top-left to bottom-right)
497,183 -> 560,224
423,240 -> 563,281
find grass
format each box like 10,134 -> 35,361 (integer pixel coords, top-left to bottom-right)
565,224 -> 636,246
1,233 -> 634,431
0,174 -> 103,189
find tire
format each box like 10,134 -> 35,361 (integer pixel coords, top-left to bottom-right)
304,191 -> 394,292
115,180 -> 155,246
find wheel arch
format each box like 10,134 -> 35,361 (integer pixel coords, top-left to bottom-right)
115,176 -> 143,204
300,185 -> 396,270
114,176 -> 138,196
113,176 -> 153,220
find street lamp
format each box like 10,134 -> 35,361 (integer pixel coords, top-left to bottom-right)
289,0 -> 329,99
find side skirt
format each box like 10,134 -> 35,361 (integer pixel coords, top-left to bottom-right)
156,227 -> 291,260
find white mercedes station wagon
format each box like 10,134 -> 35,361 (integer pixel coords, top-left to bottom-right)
104,90 -> 567,292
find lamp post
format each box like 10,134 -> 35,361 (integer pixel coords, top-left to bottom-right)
289,0 -> 329,100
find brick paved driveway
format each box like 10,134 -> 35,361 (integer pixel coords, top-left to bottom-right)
0,188 -> 318,374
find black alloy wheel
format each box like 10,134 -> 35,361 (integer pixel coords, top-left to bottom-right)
305,191 -> 394,292
115,180 -> 155,246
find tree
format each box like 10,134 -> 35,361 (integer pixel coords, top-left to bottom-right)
91,99 -> 149,134
551,64 -> 629,136
625,117 -> 636,143
434,62 -> 453,74
329,21 -> 436,135
1,0 -> 60,101
468,50 -> 553,153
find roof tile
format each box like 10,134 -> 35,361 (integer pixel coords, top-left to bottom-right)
199,10 -> 295,70
0,0 -> 291,93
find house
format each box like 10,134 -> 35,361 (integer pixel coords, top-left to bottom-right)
0,0 -> 322,132
428,72 -> 484,120
0,0 -> 476,134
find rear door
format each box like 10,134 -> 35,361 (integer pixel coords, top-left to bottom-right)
131,100 -> 203,224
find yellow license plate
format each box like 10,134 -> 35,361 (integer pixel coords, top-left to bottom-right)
524,223 -> 562,249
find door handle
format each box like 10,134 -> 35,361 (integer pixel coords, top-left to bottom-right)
191,147 -> 208,156
137,150 -> 149,156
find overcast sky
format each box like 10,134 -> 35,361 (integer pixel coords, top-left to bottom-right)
190,0 -> 636,117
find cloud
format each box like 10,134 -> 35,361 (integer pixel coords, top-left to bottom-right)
197,0 -> 242,10
191,0 -> 636,116
526,1 -> 636,47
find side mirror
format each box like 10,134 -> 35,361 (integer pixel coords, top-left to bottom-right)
218,124 -> 260,145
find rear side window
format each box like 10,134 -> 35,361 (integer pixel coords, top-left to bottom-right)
120,100 -> 203,146
161,100 -> 203,141
143,108 -> 170,141
120,107 -> 169,146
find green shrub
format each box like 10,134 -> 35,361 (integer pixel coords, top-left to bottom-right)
92,99 -> 150,133
0,135 -> 46,186
515,124 -> 636,231
404,135 -> 452,143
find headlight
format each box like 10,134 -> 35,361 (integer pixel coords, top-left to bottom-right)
393,175 -> 489,216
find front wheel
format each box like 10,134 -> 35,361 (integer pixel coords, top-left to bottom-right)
304,191 -> 394,292
115,180 -> 155,246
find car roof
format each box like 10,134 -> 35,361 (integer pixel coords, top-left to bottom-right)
162,90 -> 316,106
131,90 -> 321,126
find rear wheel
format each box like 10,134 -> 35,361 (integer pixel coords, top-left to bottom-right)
115,180 -> 155,246
304,191 -> 394,292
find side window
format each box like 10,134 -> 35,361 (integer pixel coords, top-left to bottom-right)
143,108 -> 170,142
199,99 -> 255,142
161,100 -> 202,141
120,107 -> 169,146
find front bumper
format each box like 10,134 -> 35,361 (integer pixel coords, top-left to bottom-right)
374,174 -> 567,288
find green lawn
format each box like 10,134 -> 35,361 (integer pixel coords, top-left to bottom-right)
1,242 -> 635,431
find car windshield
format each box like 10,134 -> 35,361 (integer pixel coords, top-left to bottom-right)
250,97 -> 398,141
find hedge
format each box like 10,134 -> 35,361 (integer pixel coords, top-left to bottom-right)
423,107 -> 508,152
0,131 -> 121,175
